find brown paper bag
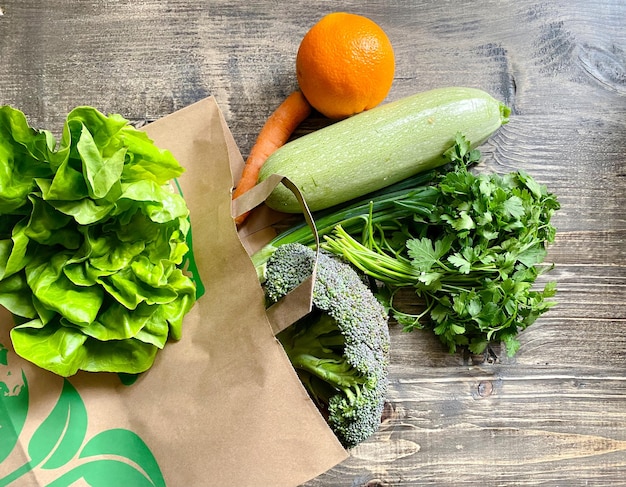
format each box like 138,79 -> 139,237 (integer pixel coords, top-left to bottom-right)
0,97 -> 347,487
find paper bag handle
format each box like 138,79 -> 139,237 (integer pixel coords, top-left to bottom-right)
232,176 -> 319,336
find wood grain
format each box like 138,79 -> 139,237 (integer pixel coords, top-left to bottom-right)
0,0 -> 625,485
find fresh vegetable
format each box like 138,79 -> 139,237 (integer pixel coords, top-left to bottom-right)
0,105 -> 196,376
264,243 -> 390,448
254,135 -> 559,356
232,90 -> 311,226
323,135 -> 560,356
258,87 -> 510,213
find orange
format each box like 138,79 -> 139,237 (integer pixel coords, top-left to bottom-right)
296,12 -> 395,119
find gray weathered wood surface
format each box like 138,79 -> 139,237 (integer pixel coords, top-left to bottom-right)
1,0 -> 625,485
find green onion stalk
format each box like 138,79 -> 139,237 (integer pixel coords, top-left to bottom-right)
250,167 -> 446,279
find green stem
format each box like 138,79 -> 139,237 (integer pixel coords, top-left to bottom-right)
389,289 -> 434,329
322,229 -> 420,286
250,167 -> 443,273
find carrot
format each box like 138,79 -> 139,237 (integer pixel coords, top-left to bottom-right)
233,90 -> 312,226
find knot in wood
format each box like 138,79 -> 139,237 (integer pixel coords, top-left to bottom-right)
477,381 -> 493,397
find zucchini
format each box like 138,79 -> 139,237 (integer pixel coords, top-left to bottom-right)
258,86 -> 510,213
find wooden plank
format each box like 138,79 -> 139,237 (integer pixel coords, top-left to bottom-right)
0,0 -> 625,485
306,366 -> 626,485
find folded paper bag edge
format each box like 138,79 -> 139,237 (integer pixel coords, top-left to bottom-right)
233,173 -> 321,335
210,95 -> 351,476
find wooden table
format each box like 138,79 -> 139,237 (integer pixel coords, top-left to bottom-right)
2,1 -> 625,485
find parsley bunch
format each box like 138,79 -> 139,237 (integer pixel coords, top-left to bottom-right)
323,135 -> 560,356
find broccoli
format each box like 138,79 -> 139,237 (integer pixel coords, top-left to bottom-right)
264,243 -> 390,448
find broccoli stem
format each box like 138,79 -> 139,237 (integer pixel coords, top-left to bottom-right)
289,354 -> 363,389
278,314 -> 366,391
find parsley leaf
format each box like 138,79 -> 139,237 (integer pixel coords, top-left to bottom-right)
406,235 -> 453,272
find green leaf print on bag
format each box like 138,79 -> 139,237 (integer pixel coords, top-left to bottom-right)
46,429 -> 166,487
29,379 -> 87,469
0,377 -> 166,486
46,459 -> 163,487
0,343 -> 28,464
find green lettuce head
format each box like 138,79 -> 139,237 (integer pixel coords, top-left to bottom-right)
0,106 -> 197,376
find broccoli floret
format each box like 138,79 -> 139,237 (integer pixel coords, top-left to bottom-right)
264,243 -> 390,448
